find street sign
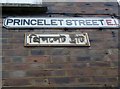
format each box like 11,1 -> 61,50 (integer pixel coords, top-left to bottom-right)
24,33 -> 90,46
3,17 -> 119,28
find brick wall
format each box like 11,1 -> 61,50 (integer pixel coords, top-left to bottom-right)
2,2 -> 119,88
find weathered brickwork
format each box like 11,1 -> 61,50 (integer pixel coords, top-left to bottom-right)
2,1 -> 119,88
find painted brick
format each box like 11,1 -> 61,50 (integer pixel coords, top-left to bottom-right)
9,71 -> 26,78
32,78 -> 50,86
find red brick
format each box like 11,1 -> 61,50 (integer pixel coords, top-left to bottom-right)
26,70 -> 52,77
25,56 -> 50,63
10,64 -> 29,70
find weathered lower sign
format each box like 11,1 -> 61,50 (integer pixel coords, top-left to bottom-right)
24,33 -> 90,46
3,17 -> 119,28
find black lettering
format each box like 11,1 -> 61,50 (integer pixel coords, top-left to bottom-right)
13,19 -> 20,25
31,19 -> 36,25
66,20 -> 72,25
114,19 -> 118,25
51,19 -> 57,25
6,19 -> 13,25
44,20 -> 50,25
99,20 -> 104,25
92,20 -> 99,25
58,20 -> 63,25
37,19 -> 43,25
23,19 -> 30,25
72,20 -> 78,25
86,20 -> 92,25
79,20 -> 85,25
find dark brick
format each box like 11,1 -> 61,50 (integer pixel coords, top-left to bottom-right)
2,33 -> 13,38
49,48 -> 70,55
4,79 -> 31,86
76,56 -> 91,61
3,50 -> 28,56
72,63 -> 87,68
12,56 -> 24,63
51,56 -> 69,63
90,62 -> 111,67
2,71 -> 9,79
92,77 -> 107,83
2,64 -> 12,70
2,39 -> 8,43
49,77 -> 70,84
51,70 -> 66,76
77,77 -> 91,83
46,64 -> 64,69
31,50 -> 45,55
2,44 -> 13,50
107,77 -> 118,82
2,57 -> 12,63
70,49 -> 89,57
7,39 -> 24,43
